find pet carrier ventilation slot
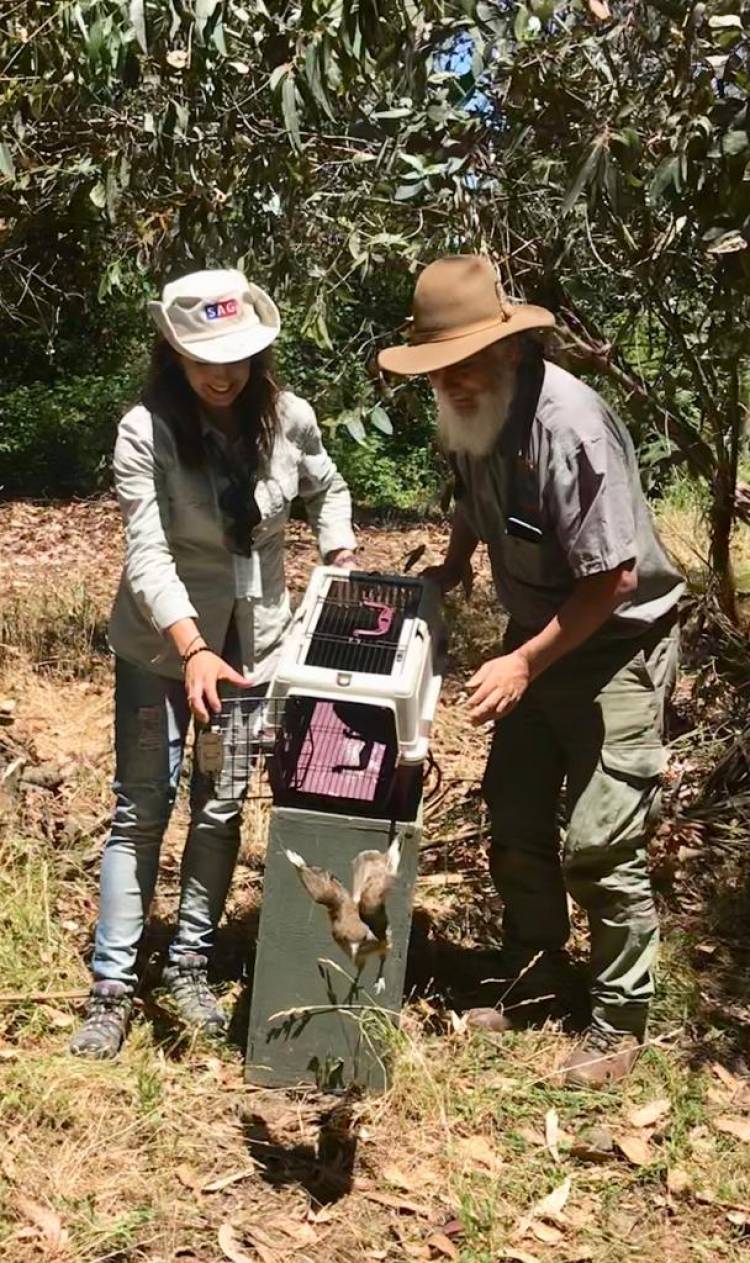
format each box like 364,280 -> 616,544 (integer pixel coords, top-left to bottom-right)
303,574 -> 422,675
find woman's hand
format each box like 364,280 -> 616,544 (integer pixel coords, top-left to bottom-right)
184,651 -> 253,724
466,651 -> 530,726
327,548 -> 357,569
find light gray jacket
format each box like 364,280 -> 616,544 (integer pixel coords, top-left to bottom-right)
109,390 -> 356,680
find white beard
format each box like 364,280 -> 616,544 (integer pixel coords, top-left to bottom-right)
434,356 -> 518,458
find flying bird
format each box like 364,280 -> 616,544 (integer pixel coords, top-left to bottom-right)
352,842 -> 400,944
285,840 -> 401,987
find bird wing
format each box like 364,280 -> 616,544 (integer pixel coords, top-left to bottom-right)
351,840 -> 401,902
352,847 -> 399,940
351,849 -> 384,905
285,850 -> 376,961
285,849 -> 350,912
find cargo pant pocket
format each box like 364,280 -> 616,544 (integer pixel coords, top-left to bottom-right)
564,741 -> 665,871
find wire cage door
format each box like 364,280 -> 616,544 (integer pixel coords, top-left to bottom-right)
194,690 -> 265,800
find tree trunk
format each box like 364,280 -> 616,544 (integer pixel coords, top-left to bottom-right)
709,473 -> 738,624
708,367 -> 742,625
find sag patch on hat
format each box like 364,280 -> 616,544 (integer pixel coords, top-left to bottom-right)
203,298 -> 239,322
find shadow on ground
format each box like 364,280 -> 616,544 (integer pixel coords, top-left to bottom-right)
240,1094 -> 360,1205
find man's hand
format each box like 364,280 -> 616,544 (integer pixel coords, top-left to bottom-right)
466,651 -> 530,726
185,652 -> 253,724
421,558 -> 474,599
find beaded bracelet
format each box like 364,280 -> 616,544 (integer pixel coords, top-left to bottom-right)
182,645 -> 212,672
183,632 -> 204,657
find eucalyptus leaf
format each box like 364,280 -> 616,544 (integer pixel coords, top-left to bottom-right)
0,142 -> 15,179
304,42 -> 334,120
514,4 -> 530,41
211,17 -> 227,55
399,152 -> 426,172
269,63 -> 289,92
370,406 -> 393,436
706,230 -> 748,255
708,14 -> 743,29
344,412 -> 368,445
650,155 -> 680,201
562,140 -> 602,214
129,0 -> 147,53
372,107 -> 413,119
302,304 -> 334,351
282,74 -> 301,150
98,259 -> 123,298
196,0 -> 221,20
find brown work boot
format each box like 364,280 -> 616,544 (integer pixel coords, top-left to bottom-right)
561,1026 -> 641,1088
464,1007 -> 513,1033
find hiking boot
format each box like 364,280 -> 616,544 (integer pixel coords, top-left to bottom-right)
561,1027 -> 641,1088
464,1007 -> 513,1033
69,980 -> 133,1060
162,953 -> 228,1035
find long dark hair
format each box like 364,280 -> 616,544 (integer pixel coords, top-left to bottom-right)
141,338 -> 280,471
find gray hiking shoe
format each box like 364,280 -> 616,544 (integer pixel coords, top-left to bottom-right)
69,980 -> 133,1060
162,953 -> 228,1035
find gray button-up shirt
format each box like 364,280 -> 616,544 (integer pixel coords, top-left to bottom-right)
109,390 -> 356,679
453,361 -> 684,636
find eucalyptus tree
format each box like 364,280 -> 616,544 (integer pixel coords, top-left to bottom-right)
1,1 -> 747,613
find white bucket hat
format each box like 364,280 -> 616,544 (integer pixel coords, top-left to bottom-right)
147,268 -> 281,364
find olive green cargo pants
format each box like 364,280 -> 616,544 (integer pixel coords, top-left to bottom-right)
482,618 -> 679,1037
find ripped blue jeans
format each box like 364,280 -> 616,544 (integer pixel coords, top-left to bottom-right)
92,654 -> 263,987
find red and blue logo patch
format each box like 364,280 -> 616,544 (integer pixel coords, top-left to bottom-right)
203,298 -> 239,322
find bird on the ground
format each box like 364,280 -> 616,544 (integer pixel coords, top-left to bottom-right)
285,839 -> 401,983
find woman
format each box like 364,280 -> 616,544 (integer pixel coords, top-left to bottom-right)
70,269 -> 357,1059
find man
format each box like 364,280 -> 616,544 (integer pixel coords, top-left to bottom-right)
378,255 -> 684,1087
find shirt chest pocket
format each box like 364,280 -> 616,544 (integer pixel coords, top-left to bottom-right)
503,534 -> 547,587
252,464 -> 298,542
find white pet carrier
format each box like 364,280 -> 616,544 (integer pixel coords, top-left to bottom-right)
260,567 -> 445,813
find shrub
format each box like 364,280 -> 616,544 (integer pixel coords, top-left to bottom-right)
0,370 -> 140,499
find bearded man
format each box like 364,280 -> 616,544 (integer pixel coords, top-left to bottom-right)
379,256 -> 684,1087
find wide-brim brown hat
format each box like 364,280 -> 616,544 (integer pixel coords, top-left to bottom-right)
378,255 -> 555,376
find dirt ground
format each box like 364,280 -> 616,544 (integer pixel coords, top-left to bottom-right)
1,496 -> 749,1263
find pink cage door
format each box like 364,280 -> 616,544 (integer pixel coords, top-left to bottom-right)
269,698 -> 398,812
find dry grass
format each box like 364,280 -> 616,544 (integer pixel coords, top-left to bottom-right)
658,478 -> 750,599
1,501 -> 749,1261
